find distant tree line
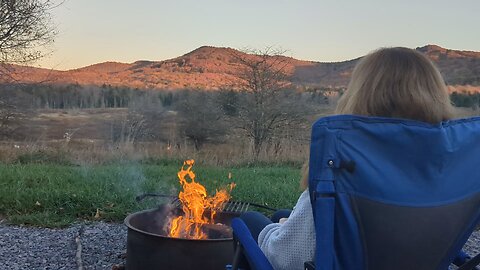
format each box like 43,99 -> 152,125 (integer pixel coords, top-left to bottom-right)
450,92 -> 480,109
0,83 -> 178,109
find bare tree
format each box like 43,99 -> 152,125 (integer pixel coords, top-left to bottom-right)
109,92 -> 166,144
176,91 -> 227,151
230,47 -> 312,159
0,0 -> 57,66
0,99 -> 17,138
0,0 -> 57,138
0,96 -> 29,141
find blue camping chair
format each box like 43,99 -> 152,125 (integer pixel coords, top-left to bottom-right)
231,115 -> 480,270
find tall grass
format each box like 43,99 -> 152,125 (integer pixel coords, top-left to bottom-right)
0,137 -> 310,166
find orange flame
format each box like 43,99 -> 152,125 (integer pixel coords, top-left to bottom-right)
168,160 -> 235,239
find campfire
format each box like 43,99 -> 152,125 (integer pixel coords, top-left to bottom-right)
124,160 -> 241,270
168,159 -> 236,239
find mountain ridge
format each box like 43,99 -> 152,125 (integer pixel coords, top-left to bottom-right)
4,45 -> 480,91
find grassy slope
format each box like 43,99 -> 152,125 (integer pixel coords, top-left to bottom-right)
0,162 -> 302,227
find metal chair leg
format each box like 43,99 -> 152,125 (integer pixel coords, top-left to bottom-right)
231,241 -> 243,270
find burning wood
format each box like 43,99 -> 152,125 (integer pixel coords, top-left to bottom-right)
168,160 -> 236,239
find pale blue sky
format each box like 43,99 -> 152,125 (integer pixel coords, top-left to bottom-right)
40,0 -> 480,70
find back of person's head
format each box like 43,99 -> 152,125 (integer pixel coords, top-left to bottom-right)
335,47 -> 454,123
301,47 -> 455,190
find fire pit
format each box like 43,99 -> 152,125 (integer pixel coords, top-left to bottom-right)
125,160 -> 248,270
125,205 -> 240,270
124,160 -> 276,270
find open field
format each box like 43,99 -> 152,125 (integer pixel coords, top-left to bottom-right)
0,105 -> 319,165
1,102 -> 480,228
0,162 -> 302,227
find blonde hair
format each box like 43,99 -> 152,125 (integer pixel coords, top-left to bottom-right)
301,47 -> 454,189
335,47 -> 453,122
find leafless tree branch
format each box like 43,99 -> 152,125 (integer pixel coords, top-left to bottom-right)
226,47 -> 314,159
0,0 -> 58,137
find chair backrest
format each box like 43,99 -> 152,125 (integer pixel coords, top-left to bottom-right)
309,115 -> 480,270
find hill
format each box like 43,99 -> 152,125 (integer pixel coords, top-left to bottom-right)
3,45 -> 480,92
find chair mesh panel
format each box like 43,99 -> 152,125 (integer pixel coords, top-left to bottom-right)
350,193 -> 480,270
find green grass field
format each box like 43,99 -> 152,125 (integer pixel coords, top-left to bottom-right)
0,161 -> 302,227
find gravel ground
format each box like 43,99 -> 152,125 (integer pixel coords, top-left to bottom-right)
0,222 -> 126,270
1,221 -> 480,270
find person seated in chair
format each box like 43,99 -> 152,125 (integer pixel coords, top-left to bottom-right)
237,47 -> 455,270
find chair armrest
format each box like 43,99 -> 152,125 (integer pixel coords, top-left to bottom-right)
231,218 -> 274,270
